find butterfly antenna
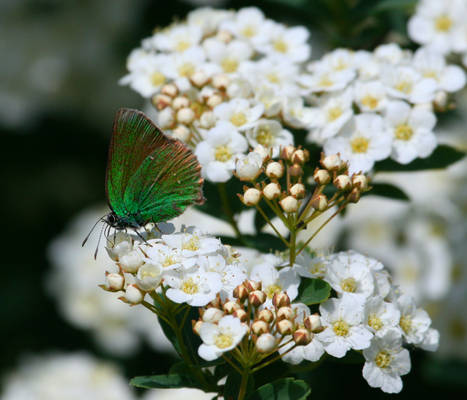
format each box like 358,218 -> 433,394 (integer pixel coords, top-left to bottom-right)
94,221 -> 107,259
82,216 -> 105,247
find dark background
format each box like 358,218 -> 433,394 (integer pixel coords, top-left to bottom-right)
2,0 -> 466,397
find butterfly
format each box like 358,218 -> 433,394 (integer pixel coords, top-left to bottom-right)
83,108 -> 204,257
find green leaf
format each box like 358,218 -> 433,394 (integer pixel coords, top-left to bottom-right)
370,0 -> 417,13
247,378 -> 311,400
130,374 -> 199,389
296,278 -> 331,306
374,145 -> 466,172
219,233 -> 287,252
364,183 -> 410,201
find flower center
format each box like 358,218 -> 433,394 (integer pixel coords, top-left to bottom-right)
341,277 -> 357,293
181,278 -> 199,294
395,124 -> 413,141
400,315 -> 412,334
333,319 -> 350,337
150,71 -> 166,87
318,75 -> 334,87
375,350 -> 392,368
230,112 -> 247,127
273,39 -> 288,53
334,59 -> 348,71
176,40 -> 191,52
163,256 -> 177,267
265,284 -> 282,299
309,262 -> 325,275
215,333 -> 233,349
182,236 -> 200,251
221,58 -> 239,73
266,73 -> 280,84
435,15 -> 453,32
368,314 -> 383,331
256,126 -> 275,146
361,95 -> 379,110
242,25 -> 256,38
351,137 -> 369,153
178,62 -> 195,77
423,70 -> 439,80
140,269 -> 158,279
214,145 -> 232,162
395,80 -> 413,94
327,106 -> 343,122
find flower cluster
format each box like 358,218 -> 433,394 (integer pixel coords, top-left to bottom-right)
408,0 -> 467,66
120,7 -> 313,182
301,44 -> 466,172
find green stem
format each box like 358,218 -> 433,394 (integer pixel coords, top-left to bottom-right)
218,182 -> 245,243
255,204 -> 289,247
237,368 -> 250,400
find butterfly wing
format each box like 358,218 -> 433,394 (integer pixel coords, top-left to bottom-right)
106,108 -> 204,223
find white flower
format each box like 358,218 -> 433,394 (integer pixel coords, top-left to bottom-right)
164,267 -> 222,307
293,252 -> 330,279
152,24 -> 203,53
203,38 -> 253,75
362,328 -> 411,393
354,80 -> 387,112
136,263 -> 163,291
280,334 -> 325,364
300,66 -> 355,93
198,315 -> 247,361
282,97 -> 316,129
254,85 -> 282,117
249,263 -> 300,307
419,328 -> 440,352
323,113 -> 392,173
235,151 -> 263,181
259,23 -> 310,63
195,121 -> 248,182
246,119 -> 293,158
396,294 -> 432,345
106,231 -> 134,261
385,101 -> 437,164
187,8 -> 233,36
364,296 -> 401,335
317,294 -> 373,358
214,98 -> 264,131
143,243 -> 186,272
319,48 -> 357,73
374,43 -> 409,65
162,229 -> 223,258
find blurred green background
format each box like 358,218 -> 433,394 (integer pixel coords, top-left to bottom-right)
2,0 -> 466,397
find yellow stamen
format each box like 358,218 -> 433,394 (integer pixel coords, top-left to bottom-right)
400,315 -> 412,334
327,107 -> 343,122
435,15 -> 452,32
214,145 -> 232,162
181,278 -> 199,294
150,71 -> 166,87
375,350 -> 392,368
341,277 -> 357,293
221,58 -> 239,73
351,137 -> 369,153
265,284 -> 282,299
176,40 -> 191,52
230,112 -> 247,127
333,319 -> 350,337
273,40 -> 288,53
394,124 -> 413,141
215,333 -> 233,349
368,314 -> 383,331
256,126 -> 275,146
361,95 -> 379,110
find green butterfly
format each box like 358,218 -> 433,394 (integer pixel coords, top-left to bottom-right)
84,108 -> 204,255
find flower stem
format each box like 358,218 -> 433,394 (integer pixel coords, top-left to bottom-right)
255,204 -> 289,247
218,182 -> 245,243
237,369 -> 250,400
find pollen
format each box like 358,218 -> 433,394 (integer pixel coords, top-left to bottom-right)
368,314 -> 383,331
309,262 -> 325,275
395,124 -> 414,141
215,145 -> 232,162
178,62 -> 195,77
221,58 -> 239,73
435,15 -> 453,32
266,73 -> 280,84
140,269 -> 158,279
256,126 -> 275,146
181,278 -> 199,294
361,95 -> 379,110
183,236 -> 200,251
150,71 -> 166,87
265,284 -> 282,299
341,277 -> 357,293
163,256 -> 177,267
242,25 -> 256,38
230,112 -> 247,127
318,75 -> 334,87
399,315 -> 412,334
375,350 -> 392,369
333,319 -> 350,337
176,40 -> 191,52
395,80 -> 413,94
215,333 -> 233,349
351,137 -> 369,153
273,39 -> 288,53
327,106 -> 343,122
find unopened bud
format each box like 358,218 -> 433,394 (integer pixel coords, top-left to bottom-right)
272,292 -> 291,308
105,272 -> 124,291
258,309 -> 274,323
157,107 -> 175,129
281,145 -> 296,161
233,284 -> 249,301
241,188 -> 261,206
253,145 -> 270,161
223,301 -> 241,314
277,319 -> 294,335
334,175 -> 352,191
212,74 -> 230,91
190,71 -> 209,87
280,196 -> 298,213
216,30 -> 233,43
313,169 -> 331,185
263,182 -> 281,200
265,161 -> 284,179
233,309 -> 248,322
321,154 -> 343,171
177,107 -> 195,124
293,328 -> 312,345
277,306 -> 295,321
251,320 -> 269,335
192,320 -> 203,335
199,111 -> 216,129
292,149 -> 308,164
311,194 -> 328,211
172,96 -> 190,110
434,90 -> 448,110
172,125 -> 191,142
304,314 -> 322,332
290,183 -> 306,199
256,333 -> 276,353
245,280 -> 262,292
125,284 -> 144,304
351,174 -> 368,190
119,250 -> 143,273
207,94 -> 223,108
153,94 -> 172,110
161,83 -> 178,98
348,187 -> 361,203
202,308 -> 224,323
289,163 -> 303,177
249,290 -> 266,307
